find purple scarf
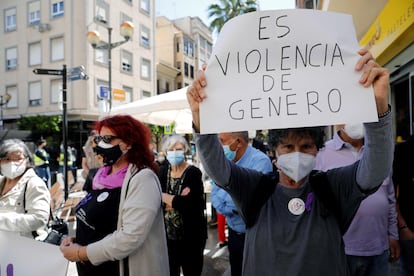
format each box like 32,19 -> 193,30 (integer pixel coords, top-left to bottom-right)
92,165 -> 128,190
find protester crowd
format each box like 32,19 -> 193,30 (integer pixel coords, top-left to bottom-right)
0,48 -> 413,276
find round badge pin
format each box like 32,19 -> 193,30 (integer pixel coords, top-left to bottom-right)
288,198 -> 305,215
97,191 -> 109,202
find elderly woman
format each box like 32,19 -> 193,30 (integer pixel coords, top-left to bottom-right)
159,135 -> 207,276
0,139 -> 50,239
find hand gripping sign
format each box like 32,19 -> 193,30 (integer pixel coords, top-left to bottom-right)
200,9 -> 378,134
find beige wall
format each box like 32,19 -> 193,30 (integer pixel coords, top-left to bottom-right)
0,0 -> 156,125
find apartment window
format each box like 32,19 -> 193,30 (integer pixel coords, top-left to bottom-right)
176,38 -> 180,53
183,37 -> 194,57
140,25 -> 150,48
200,37 -> 206,50
184,37 -> 188,55
177,82 -> 182,89
95,0 -> 109,23
141,58 -> 151,80
190,65 -> 194,79
51,36 -> 64,61
29,42 -> 41,66
122,85 -> 133,103
142,90 -> 151,98
5,85 -> 18,108
189,41 -> 194,57
140,0 -> 150,14
176,62 -> 181,69
51,0 -> 64,18
207,42 -> 213,59
6,47 -> 17,70
28,1 -> 41,25
200,37 -> 206,57
29,81 -> 42,106
184,62 -> 189,77
50,79 -> 62,104
121,13 -> 132,25
5,7 -> 17,32
95,49 -> 108,64
121,50 -> 133,73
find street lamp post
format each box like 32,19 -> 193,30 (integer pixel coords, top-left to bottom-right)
0,93 -> 12,130
87,21 -> 134,112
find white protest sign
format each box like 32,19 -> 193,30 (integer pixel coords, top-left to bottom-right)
0,231 -> 68,276
200,9 -> 378,134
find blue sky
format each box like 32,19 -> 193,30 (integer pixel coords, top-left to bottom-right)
155,0 -> 295,26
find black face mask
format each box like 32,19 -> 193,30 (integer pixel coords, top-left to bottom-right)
94,144 -> 123,166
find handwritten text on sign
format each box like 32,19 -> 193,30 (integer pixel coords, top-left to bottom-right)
200,9 -> 378,134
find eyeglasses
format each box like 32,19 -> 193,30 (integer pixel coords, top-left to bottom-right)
0,157 -> 26,163
94,135 -> 118,144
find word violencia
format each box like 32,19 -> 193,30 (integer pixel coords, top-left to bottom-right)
214,43 -> 345,77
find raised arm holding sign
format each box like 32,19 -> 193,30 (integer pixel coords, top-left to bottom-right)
187,9 -> 392,276
195,9 -> 386,134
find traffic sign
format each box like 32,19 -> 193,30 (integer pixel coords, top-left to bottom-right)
32,68 -> 63,75
99,86 -> 110,99
113,89 -> 126,101
68,66 -> 89,81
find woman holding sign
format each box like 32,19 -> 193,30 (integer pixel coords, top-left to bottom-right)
186,49 -> 392,275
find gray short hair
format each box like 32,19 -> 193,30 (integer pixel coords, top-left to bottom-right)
231,131 -> 249,143
162,135 -> 190,153
0,139 -> 34,166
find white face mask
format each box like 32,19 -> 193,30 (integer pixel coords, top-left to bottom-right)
343,123 -> 365,140
1,161 -> 26,179
276,152 -> 315,182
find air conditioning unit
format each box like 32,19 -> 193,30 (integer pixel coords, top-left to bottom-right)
38,23 -> 51,32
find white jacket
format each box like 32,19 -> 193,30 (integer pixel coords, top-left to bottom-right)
0,168 -> 50,239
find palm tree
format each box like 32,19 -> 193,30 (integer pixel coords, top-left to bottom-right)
207,0 -> 258,35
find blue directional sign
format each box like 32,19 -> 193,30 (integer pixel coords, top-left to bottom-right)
68,66 -> 88,81
99,86 -> 110,99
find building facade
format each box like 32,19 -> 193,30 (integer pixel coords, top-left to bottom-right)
1,0 -> 155,148
320,0 -> 414,141
156,16 -> 213,94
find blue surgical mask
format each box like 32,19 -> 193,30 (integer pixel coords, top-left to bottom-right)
167,150 -> 185,165
223,144 -> 236,161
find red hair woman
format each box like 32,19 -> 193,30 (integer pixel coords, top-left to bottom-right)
60,115 -> 169,276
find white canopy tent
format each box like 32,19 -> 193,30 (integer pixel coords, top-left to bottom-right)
110,87 -> 192,133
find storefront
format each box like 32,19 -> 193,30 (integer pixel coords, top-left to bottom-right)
359,0 -> 414,141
